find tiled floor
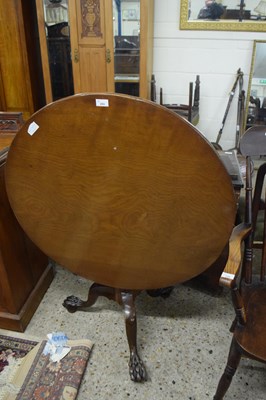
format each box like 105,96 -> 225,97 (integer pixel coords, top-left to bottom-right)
2,261 -> 265,400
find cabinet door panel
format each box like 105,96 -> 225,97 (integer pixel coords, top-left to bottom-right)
0,1 -> 33,118
70,0 -> 108,93
76,0 -> 105,45
79,47 -> 107,92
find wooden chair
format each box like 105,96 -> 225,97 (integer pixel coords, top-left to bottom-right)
213,125 -> 266,399
159,75 -> 200,125
5,93 -> 236,382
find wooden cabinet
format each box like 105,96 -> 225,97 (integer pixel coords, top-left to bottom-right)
0,139 -> 54,332
0,0 -> 45,120
36,0 -> 154,103
69,0 -> 114,94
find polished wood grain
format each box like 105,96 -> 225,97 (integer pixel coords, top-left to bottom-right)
5,93 -> 236,290
0,137 -> 14,152
0,0 -> 44,119
35,0 -> 53,104
139,0 -> 154,99
0,141 -> 53,332
0,115 -> 52,332
219,222 -> 251,288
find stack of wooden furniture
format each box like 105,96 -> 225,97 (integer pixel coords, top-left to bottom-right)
160,75 -> 200,125
150,75 -> 200,125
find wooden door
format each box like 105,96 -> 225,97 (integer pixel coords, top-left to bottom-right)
0,0 -> 44,119
36,0 -> 153,102
69,0 -> 114,93
36,0 -> 114,103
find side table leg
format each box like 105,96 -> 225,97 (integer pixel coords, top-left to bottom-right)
62,282 -> 116,312
62,283 -> 146,382
121,291 -> 147,382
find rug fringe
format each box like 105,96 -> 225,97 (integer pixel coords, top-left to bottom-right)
0,358 -> 23,400
0,384 -> 20,400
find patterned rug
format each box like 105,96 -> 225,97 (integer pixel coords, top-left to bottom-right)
0,335 -> 37,374
0,334 -> 93,400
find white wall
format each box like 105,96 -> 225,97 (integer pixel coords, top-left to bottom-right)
153,0 -> 266,150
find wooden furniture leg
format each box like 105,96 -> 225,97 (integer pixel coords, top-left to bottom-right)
63,284 -> 146,382
121,291 -> 147,382
213,338 -> 241,400
252,163 -> 266,281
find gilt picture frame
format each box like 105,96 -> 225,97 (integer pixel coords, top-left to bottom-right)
180,0 -> 266,32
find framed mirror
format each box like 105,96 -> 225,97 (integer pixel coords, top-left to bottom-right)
245,41 -> 266,130
180,1 -> 266,32
36,0 -> 74,103
112,0 -> 141,96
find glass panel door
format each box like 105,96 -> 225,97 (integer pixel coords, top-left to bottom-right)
42,0 -> 74,101
113,0 -> 140,96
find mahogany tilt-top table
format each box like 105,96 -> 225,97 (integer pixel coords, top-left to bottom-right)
5,93 -> 236,380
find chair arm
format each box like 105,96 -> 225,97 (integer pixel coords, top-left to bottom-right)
219,223 -> 251,288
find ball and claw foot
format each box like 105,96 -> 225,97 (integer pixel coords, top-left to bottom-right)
129,353 -> 147,382
63,295 -> 84,313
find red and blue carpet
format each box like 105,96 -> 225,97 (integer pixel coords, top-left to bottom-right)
0,334 -> 93,400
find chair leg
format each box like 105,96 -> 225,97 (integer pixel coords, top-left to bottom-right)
261,189 -> 266,281
213,338 -> 241,400
252,164 -> 266,228
252,164 -> 266,281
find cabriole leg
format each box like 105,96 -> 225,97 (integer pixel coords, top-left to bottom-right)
63,282 -> 116,312
120,291 -> 147,382
63,283 -> 146,382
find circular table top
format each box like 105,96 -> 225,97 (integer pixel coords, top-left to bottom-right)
5,93 -> 236,289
